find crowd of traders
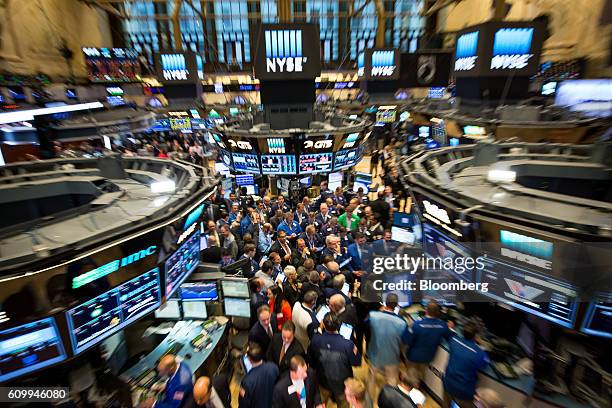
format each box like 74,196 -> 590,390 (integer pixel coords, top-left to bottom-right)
138,158 -> 503,408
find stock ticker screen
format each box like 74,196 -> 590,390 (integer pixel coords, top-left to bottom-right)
65,268 -> 162,354
165,231 -> 201,298
261,155 -> 297,174
299,153 -> 333,174
580,293 -> 612,338
232,153 -> 260,174
0,318 -> 67,382
333,148 -> 362,171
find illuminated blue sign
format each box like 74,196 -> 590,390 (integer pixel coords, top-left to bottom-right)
265,29 -> 305,73
184,204 -> 204,231
455,31 -> 479,71
491,28 -> 534,70
371,50 -> 396,77
72,245 -> 158,289
161,54 -> 189,81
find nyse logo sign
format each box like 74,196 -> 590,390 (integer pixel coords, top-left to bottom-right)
265,30 -> 307,73
490,28 -> 534,70
454,31 -> 479,71
161,54 -> 189,80
304,140 -> 333,149
371,51 -> 396,77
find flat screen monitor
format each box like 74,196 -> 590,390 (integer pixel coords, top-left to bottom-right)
261,155 -> 297,174
221,178 -> 233,190
393,212 -> 414,228
299,176 -> 311,187
214,162 -> 231,177
418,126 -> 430,138
182,301 -> 208,320
180,282 -> 218,301
66,267 -> 162,354
244,185 -> 257,195
580,293 -> 612,339
299,153 -> 333,174
541,81 -> 557,96
316,305 -> 330,322
165,231 -> 200,298
0,317 -> 67,383
334,148 -> 362,170
352,172 -> 372,193
221,278 -> 250,298
339,322 -> 353,340
236,174 -> 255,186
155,300 -> 181,320
232,153 -> 260,174
555,79 -> 612,117
391,226 -> 415,244
224,297 -> 251,318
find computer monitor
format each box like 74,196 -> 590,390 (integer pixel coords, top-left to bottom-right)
165,231 -> 200,298
155,300 -> 181,320
0,317 -> 67,383
236,174 -> 255,186
391,226 -> 415,244
220,257 -> 250,277
339,323 -> 353,340
393,212 -> 414,228
316,305 -> 330,322
221,278 -> 250,298
224,297 -> 251,318
244,185 -> 257,195
180,282 -> 218,301
182,301 -> 208,320
299,176 -> 312,187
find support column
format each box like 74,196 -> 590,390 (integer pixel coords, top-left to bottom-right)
374,0 -> 385,47
171,0 -> 183,51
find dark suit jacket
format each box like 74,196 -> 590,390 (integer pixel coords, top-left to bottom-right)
248,319 -> 278,353
272,368 -> 322,408
266,334 -> 305,375
269,241 -> 298,268
201,246 -> 222,264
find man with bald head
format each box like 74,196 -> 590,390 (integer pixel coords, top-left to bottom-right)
185,376 -> 229,408
140,354 -> 193,408
329,294 -> 359,339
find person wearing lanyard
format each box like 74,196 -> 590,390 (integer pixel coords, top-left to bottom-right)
300,225 -> 324,256
277,212 -> 302,240
315,203 -> 332,227
272,355 -> 323,408
140,355 -> 193,408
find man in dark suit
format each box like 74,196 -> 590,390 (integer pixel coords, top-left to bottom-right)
201,236 -> 222,264
184,375 -> 230,408
272,355 -> 323,408
239,243 -> 260,278
369,190 -> 391,228
267,321 -> 305,376
372,230 -> 398,256
248,305 -> 277,354
269,231 -> 298,268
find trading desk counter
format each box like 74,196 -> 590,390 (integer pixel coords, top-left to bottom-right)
404,306 -> 589,408
121,318 -> 228,403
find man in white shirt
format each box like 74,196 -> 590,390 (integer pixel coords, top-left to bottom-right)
291,290 -> 319,350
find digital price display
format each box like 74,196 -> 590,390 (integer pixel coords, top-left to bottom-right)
478,256 -> 579,328
66,268 -> 162,354
232,153 -> 260,174
169,118 -> 191,130
299,153 -> 333,174
261,155 -> 297,175
334,148 -> 362,170
165,231 -> 200,298
580,293 -> 612,339
180,282 -> 218,302
236,174 -> 255,186
82,47 -> 140,83
0,318 -> 67,382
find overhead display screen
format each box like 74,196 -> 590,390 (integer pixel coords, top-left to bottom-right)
165,231 -> 200,298
180,282 -> 218,302
232,153 -> 260,174
334,148 -> 362,170
236,174 -> 255,186
252,23 -> 321,80
453,21 -> 544,77
221,278 -> 250,298
0,318 -> 67,382
423,224 -> 475,283
478,256 -> 579,328
224,297 -> 251,318
299,153 -> 333,174
580,293 -> 612,339
66,267 -> 162,354
82,47 -> 140,83
399,52 -> 452,87
217,150 -> 234,170
363,48 -> 400,80
155,52 -> 198,84
261,155 -> 297,174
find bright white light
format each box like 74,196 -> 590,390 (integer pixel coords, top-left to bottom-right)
153,196 -> 170,207
151,180 -> 176,194
0,102 -> 104,125
430,117 -> 443,124
488,169 -> 516,183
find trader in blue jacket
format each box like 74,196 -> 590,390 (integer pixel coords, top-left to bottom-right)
142,354 -> 193,408
443,322 -> 489,408
277,212 -> 302,240
406,301 -> 453,381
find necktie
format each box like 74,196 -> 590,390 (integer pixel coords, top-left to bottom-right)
279,343 -> 286,363
266,325 -> 272,337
